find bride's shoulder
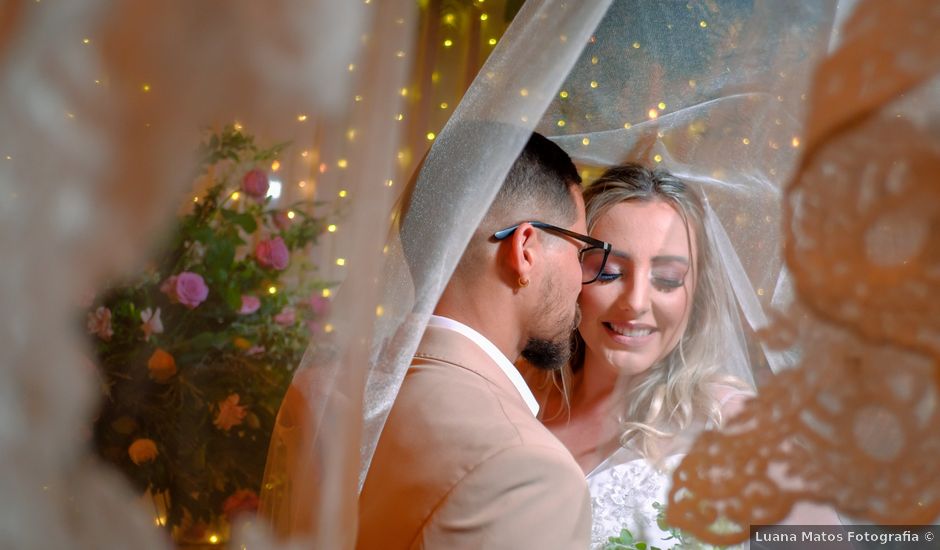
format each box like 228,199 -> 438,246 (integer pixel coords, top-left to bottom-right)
706,378 -> 755,421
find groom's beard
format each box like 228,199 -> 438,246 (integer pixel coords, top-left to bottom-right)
522,303 -> 581,371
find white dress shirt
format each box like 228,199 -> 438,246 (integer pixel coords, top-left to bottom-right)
427,314 -> 539,416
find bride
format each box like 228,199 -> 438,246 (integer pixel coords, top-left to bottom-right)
528,162 -> 759,548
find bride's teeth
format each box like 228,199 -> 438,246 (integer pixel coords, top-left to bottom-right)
606,323 -> 653,337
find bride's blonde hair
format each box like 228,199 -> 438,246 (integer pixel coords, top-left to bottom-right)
567,163 -> 748,458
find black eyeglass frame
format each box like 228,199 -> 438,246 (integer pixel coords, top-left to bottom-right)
491,221 -> 612,284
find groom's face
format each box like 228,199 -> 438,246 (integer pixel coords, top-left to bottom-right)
522,187 -> 586,371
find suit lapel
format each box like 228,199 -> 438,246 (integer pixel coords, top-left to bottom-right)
414,325 -> 522,402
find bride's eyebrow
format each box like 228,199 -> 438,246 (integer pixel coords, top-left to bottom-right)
651,255 -> 689,265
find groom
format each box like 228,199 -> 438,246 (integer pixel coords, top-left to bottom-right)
357,131 -> 596,548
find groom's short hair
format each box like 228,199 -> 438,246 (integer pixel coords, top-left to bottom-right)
482,131 -> 581,234
396,123 -> 581,288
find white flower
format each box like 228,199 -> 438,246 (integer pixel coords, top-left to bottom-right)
140,307 -> 164,339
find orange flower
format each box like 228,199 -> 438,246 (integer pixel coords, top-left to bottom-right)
128,438 -> 158,465
147,348 -> 177,383
213,393 -> 247,431
233,337 -> 252,350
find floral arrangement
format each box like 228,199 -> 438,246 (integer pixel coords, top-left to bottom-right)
86,126 -> 333,539
603,503 -> 727,550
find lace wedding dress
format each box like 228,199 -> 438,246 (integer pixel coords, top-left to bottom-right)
588,451 -> 687,549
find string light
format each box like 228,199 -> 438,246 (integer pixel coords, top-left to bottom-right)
319,163 -> 327,173
94,79 -> 101,85
322,288 -> 331,298
297,114 -> 307,122
443,39 -> 453,47
338,189 -> 348,197
346,129 -> 356,141
632,42 -> 641,49
658,102 -> 666,110
623,122 -> 632,129
231,192 -> 241,201
431,71 -> 441,83
376,305 -> 385,317
557,120 -> 566,127
268,286 -> 277,295
444,13 -> 456,25
688,79 -> 697,87
426,132 -> 436,140
791,137 -> 801,148
591,56 -> 598,64
742,138 -> 750,145
271,160 -> 281,171
757,288 -> 765,296
488,38 -> 497,45
298,180 -> 307,188
337,159 -> 348,169
324,324 -> 334,333
208,535 -> 220,544
336,258 -> 346,266
386,179 -> 394,187
395,113 -> 404,121
653,154 -> 663,163
348,63 -> 356,71
590,81 -> 598,88
519,88 -> 529,97
82,38 -> 90,44
233,122 -> 243,131
193,196 -> 199,203
699,20 -> 708,28
396,50 -> 405,58
287,211 -> 296,219
141,83 -> 151,92
559,90 -> 569,98
439,102 -> 448,109
301,150 -> 309,158
648,109 -> 659,119
582,137 -> 590,146
480,13 -> 488,21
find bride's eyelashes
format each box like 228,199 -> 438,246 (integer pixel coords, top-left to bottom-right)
593,271 -> 685,291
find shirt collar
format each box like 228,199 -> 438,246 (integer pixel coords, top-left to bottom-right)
427,315 -> 540,416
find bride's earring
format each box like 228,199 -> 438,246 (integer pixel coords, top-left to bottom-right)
518,277 -> 529,288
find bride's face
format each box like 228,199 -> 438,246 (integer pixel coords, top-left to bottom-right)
578,200 -> 697,379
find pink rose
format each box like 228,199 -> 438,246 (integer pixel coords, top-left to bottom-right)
273,210 -> 292,231
241,168 -> 269,199
213,393 -> 247,431
161,272 -> 208,309
254,237 -> 289,271
306,294 -> 331,316
274,306 -> 296,326
87,307 -> 114,341
238,295 -> 261,315
222,489 -> 260,521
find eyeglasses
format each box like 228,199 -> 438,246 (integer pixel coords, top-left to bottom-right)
492,221 -> 612,284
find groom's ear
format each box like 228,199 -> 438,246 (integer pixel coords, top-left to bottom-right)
500,222 -> 540,287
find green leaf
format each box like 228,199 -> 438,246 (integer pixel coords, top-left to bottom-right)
220,210 -> 257,233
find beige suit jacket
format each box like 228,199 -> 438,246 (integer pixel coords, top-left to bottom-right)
357,325 -> 591,549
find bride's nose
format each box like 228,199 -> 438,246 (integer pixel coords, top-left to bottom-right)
615,269 -> 650,315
